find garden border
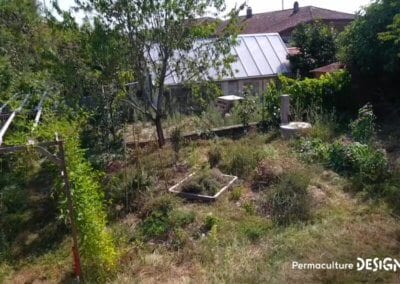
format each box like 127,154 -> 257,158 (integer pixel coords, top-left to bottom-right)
168,172 -> 238,201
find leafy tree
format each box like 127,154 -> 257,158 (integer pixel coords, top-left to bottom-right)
289,21 -> 337,77
77,0 -> 243,147
338,0 -> 400,102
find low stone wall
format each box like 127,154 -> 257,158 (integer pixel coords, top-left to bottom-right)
126,122 -> 259,148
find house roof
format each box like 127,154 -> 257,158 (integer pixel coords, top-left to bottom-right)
160,33 -> 290,86
232,6 -> 355,34
310,62 -> 345,73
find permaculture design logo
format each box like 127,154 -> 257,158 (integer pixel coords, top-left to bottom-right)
292,257 -> 400,272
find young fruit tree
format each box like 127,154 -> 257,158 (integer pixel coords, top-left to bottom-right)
76,0 -> 243,147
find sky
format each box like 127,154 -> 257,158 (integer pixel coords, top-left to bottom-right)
46,0 -> 373,19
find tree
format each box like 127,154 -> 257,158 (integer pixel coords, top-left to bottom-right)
76,0 -> 242,147
337,0 -> 400,102
288,21 -> 337,77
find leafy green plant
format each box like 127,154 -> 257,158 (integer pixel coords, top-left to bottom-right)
11,117 -> 119,279
349,103 -> 376,144
348,143 -> 389,184
326,140 -> 352,172
203,214 -> 219,231
139,195 -> 194,241
232,98 -> 257,128
276,71 -> 352,114
289,21 -> 337,76
296,138 -> 330,163
260,81 -> 280,128
265,172 -> 311,226
240,220 -> 268,242
107,167 -> 152,212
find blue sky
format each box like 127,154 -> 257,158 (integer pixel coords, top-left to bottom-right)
46,0 -> 373,19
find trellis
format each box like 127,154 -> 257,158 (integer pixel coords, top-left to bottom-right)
0,93 -> 82,281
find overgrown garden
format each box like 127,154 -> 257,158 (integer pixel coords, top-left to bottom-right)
1,0 -> 400,282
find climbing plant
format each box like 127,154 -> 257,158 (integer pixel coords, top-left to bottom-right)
5,113 -> 118,280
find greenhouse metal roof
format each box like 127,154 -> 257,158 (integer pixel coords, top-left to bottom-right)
154,33 -> 290,86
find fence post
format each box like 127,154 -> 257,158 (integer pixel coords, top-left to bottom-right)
280,94 -> 290,125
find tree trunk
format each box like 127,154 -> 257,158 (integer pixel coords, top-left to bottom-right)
155,115 -> 165,147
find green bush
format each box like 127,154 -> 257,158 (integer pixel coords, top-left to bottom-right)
260,81 -> 280,128
349,103 -> 376,144
265,172 -> 311,226
221,143 -> 264,179
296,138 -> 330,163
181,171 -> 221,196
279,71 -> 351,113
139,195 -> 195,241
307,111 -> 338,142
232,98 -> 258,127
327,140 -> 389,183
229,186 -> 243,201
240,220 -> 268,242
263,71 -> 351,121
207,144 -> 222,168
203,214 -> 219,231
327,140 -> 353,172
108,167 -> 152,211
348,143 -> 389,183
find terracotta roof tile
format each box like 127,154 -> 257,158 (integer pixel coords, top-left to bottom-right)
224,6 -> 355,34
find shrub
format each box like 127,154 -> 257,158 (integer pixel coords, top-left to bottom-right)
207,144 -> 222,168
265,172 -> 311,225
140,195 -> 177,218
349,103 -> 376,144
278,71 -> 351,113
307,111 -> 338,142
203,214 -> 219,231
141,210 -> 170,239
221,143 -> 264,179
252,159 -> 283,190
170,210 -> 195,227
260,81 -> 280,128
108,167 -> 152,210
230,187 -> 243,201
348,143 -> 389,184
327,139 -> 353,172
240,220 -> 268,242
180,170 -> 222,196
296,138 -> 330,163
327,140 -> 389,184
232,98 -> 257,127
139,195 -> 195,241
